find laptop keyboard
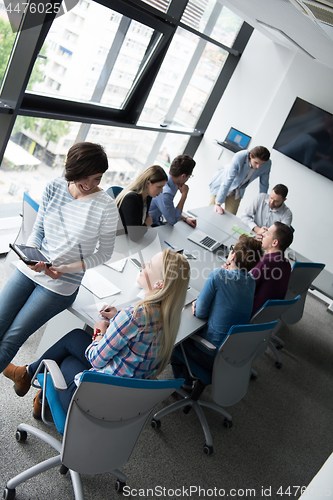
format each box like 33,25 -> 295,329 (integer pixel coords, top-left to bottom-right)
200,236 -> 216,248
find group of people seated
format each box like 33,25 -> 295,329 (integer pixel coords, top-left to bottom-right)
1,141 -> 294,421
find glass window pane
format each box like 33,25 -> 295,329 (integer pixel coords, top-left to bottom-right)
1,115 -> 190,203
139,0 -> 171,13
138,27 -> 228,130
0,13 -> 20,89
27,0 -> 160,109
182,0 -> 242,47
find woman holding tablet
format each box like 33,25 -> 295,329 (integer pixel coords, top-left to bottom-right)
1,142 -> 118,374
4,250 -> 190,418
116,165 -> 167,240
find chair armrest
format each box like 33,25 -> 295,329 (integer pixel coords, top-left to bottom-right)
31,359 -> 67,391
191,333 -> 217,352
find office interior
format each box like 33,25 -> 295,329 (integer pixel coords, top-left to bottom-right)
1,0 -> 333,498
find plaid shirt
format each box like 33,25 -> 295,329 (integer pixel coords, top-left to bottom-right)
74,304 -> 162,386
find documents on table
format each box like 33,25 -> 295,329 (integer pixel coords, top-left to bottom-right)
82,268 -> 121,298
104,257 -> 127,272
83,299 -> 116,323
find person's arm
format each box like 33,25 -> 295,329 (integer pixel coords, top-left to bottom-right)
259,160 -> 271,194
241,196 -> 260,231
215,152 -> 245,206
194,269 -> 220,319
159,190 -> 182,225
27,181 -> 53,248
279,207 -> 293,227
85,308 -> 138,369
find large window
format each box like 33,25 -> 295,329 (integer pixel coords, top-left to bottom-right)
0,0 -> 250,210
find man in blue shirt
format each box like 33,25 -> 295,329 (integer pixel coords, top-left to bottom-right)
149,155 -> 197,227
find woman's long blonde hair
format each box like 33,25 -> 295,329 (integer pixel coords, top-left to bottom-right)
116,165 -> 167,208
135,249 -> 190,377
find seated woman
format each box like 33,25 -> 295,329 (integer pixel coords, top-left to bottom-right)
5,249 -> 190,418
171,235 -> 263,388
116,165 -> 167,240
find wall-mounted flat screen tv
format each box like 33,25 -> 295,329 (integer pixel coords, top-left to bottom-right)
273,97 -> 333,181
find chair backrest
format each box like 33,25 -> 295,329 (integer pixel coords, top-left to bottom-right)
282,262 -> 325,324
106,185 -> 123,199
4,191 -> 39,276
250,296 -> 301,325
61,372 -> 183,474
212,321 -> 278,407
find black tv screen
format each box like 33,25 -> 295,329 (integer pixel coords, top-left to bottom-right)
273,97 -> 333,181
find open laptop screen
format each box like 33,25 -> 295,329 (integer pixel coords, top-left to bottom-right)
225,127 -> 251,149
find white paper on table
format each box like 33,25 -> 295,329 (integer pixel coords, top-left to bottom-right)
81,299 -> 116,323
82,269 -> 121,299
104,257 -> 127,272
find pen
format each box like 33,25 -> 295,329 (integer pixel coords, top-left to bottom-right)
100,299 -> 116,314
164,240 -> 175,250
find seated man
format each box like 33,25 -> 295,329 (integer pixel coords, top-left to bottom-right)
251,221 -> 293,316
241,183 -> 292,238
149,155 -> 197,227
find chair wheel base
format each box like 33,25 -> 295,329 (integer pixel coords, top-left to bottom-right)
59,464 -> 68,475
115,480 -> 126,492
203,445 -> 213,455
3,488 -> 16,500
223,418 -> 233,428
15,430 -> 27,442
275,362 -> 282,369
151,419 -> 161,429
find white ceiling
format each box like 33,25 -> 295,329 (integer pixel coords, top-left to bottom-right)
218,0 -> 333,69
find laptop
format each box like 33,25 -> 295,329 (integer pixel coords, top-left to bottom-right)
187,229 -> 222,252
217,127 -> 251,153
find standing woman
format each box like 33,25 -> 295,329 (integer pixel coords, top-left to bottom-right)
1,142 -> 118,374
116,165 -> 167,240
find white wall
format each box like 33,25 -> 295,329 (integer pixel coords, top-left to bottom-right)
188,30 -> 333,274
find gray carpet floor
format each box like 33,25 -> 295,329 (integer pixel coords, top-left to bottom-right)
0,254 -> 332,500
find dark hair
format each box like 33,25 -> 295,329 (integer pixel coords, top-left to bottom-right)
233,234 -> 263,272
273,184 -> 288,199
65,142 -> 108,182
273,222 -> 294,252
169,154 -> 196,177
249,146 -> 270,162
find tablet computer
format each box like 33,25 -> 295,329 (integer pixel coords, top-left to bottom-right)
9,244 -> 52,267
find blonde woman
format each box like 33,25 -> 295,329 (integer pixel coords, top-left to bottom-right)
5,249 -> 190,419
116,165 -> 167,239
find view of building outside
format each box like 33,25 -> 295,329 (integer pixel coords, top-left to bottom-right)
0,0 -> 242,206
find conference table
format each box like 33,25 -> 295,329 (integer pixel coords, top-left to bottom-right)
36,204 -> 331,357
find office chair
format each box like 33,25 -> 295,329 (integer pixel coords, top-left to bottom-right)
4,191 -> 39,277
106,185 -> 123,199
151,321 -> 278,455
249,296 -> 301,370
4,361 -> 183,500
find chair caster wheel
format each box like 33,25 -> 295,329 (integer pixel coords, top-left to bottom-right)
203,445 -> 213,455
250,373 -> 258,381
15,430 -> 27,442
275,344 -> 283,350
59,464 -> 68,475
223,418 -> 233,428
151,419 -> 161,429
115,480 -> 126,492
3,488 -> 16,500
275,362 -> 282,369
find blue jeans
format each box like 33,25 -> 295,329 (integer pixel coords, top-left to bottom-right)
171,338 -> 215,386
0,268 -> 78,373
28,328 -> 92,412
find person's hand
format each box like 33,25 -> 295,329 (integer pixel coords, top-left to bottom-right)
100,305 -> 117,320
44,267 -> 64,280
27,261 -> 47,273
192,300 -> 196,316
214,203 -> 225,215
178,183 -> 189,196
93,320 -> 109,336
145,213 -> 153,227
254,226 -> 268,236
185,217 -> 197,228
221,262 -> 230,269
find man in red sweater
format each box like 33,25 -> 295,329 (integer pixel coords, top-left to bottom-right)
251,221 -> 294,316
